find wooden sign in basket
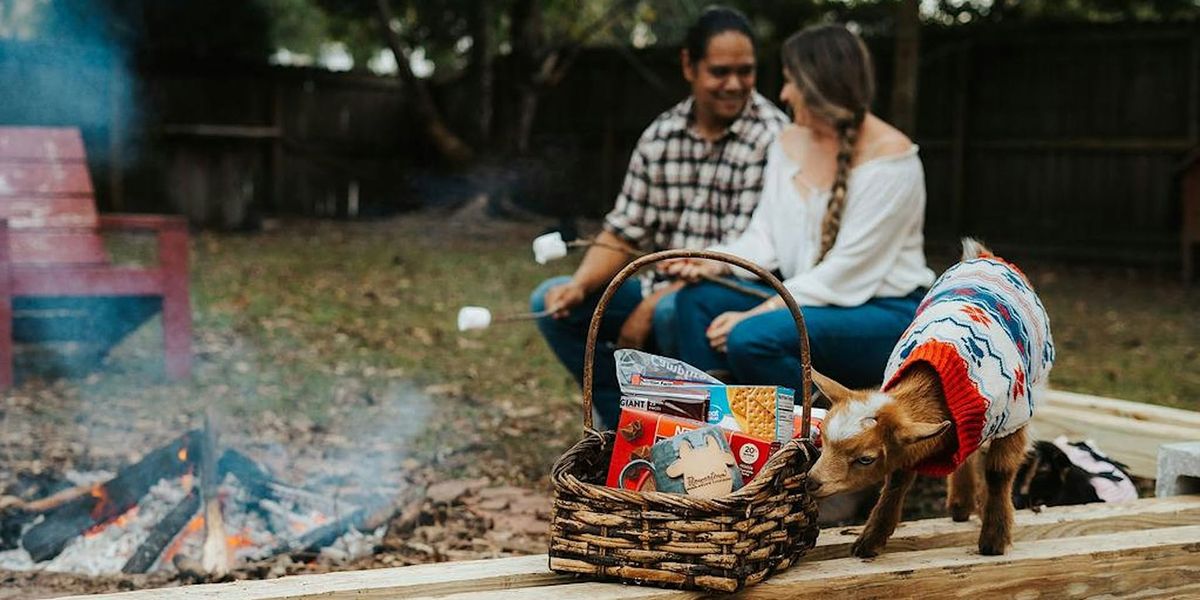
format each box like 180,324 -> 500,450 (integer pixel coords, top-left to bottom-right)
548,249 -> 821,593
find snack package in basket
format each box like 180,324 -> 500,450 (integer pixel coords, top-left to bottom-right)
650,426 -> 743,498
706,385 -> 795,443
798,407 -> 827,447
615,349 -> 715,422
606,407 -> 776,490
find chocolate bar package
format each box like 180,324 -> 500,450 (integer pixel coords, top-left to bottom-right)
619,390 -> 707,421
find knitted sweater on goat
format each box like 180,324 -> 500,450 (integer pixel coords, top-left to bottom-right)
882,256 -> 1055,477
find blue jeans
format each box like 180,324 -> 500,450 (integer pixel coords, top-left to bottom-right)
531,276 -> 679,430
673,281 -> 925,392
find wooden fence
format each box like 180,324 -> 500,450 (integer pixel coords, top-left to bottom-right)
1,23 -> 1196,263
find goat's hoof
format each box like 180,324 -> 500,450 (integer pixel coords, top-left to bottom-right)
850,538 -> 882,558
949,505 -> 971,522
978,540 -> 1009,556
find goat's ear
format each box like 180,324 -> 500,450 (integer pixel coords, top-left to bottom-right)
899,420 -> 952,445
810,369 -> 853,407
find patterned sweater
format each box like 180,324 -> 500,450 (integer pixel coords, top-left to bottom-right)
882,256 -> 1055,477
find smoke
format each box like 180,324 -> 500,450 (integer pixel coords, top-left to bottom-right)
0,0 -> 142,184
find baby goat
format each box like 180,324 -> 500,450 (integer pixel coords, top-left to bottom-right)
805,239 -> 1054,557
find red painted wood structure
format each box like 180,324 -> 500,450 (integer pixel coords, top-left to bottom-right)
0,127 -> 191,386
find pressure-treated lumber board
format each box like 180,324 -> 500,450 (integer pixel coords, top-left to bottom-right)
61,555 -> 569,600
61,496 -> 1200,600
1043,389 -> 1200,428
1032,401 -> 1200,478
808,494 -> 1200,560
417,525 -> 1200,600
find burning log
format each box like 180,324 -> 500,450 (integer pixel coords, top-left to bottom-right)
121,490 -> 200,574
199,412 -> 229,578
20,431 -> 200,562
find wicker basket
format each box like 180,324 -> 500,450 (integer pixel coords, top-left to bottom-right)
548,249 -> 820,593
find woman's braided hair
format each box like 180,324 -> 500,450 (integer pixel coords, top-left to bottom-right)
781,25 -> 875,264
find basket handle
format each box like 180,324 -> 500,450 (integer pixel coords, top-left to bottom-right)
582,249 -> 813,439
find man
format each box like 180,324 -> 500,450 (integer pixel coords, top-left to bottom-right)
531,6 -> 788,429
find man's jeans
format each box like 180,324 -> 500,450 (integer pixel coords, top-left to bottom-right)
531,276 -> 679,429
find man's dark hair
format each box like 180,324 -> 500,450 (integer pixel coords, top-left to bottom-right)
684,5 -> 755,62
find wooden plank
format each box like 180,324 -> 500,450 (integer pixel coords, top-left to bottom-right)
0,127 -> 86,160
7,230 -> 108,266
0,161 -> 94,196
1033,395 -> 1200,478
0,196 -> 99,229
61,496 -> 1200,600
429,526 -> 1200,599
1044,389 -> 1200,428
807,494 -> 1200,561
62,555 -> 568,600
12,266 -> 164,295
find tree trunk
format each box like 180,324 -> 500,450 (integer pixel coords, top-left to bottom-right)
890,0 -> 921,136
469,0 -> 495,146
375,0 -> 474,164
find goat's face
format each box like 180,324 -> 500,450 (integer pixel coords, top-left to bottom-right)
805,370 -> 951,499
806,385 -> 900,498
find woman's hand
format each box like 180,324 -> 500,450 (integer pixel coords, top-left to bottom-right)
658,258 -> 730,283
706,310 -> 752,352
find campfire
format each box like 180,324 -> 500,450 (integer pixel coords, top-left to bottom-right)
0,416 -> 389,577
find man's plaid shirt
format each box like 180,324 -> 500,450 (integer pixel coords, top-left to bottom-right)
604,91 -> 789,254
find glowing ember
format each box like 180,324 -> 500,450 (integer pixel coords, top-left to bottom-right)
89,484 -> 114,521
226,529 -> 255,552
84,507 -> 139,538
178,447 -> 188,462
160,514 -> 205,566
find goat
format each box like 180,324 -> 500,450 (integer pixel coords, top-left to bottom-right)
805,239 -> 1055,557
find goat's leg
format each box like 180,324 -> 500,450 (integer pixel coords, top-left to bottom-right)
851,469 -> 917,558
946,451 -> 980,522
978,427 -> 1027,555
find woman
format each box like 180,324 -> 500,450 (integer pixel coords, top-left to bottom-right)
664,24 -> 936,394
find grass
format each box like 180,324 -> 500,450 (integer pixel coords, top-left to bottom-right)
18,213 -> 1200,488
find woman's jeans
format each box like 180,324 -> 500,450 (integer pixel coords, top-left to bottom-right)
674,280 -> 925,392
531,276 -> 679,430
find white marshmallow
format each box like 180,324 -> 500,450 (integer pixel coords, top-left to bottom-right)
532,231 -> 569,264
457,306 -> 492,331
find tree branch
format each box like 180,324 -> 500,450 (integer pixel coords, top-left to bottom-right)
375,0 -> 474,164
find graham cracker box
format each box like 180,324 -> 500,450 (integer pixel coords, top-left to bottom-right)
606,407 -> 775,490
705,386 -> 795,443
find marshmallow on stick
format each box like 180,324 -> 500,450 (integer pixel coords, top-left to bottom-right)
457,306 -> 554,331
531,233 -> 771,301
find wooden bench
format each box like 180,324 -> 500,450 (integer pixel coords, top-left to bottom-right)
0,126 -> 190,385
60,494 -> 1200,599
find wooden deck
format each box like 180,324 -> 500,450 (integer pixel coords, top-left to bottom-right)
63,495 -> 1200,599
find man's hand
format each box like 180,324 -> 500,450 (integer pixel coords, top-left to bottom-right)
658,258 -> 729,283
543,280 -> 587,319
707,310 -> 752,352
617,300 -> 656,349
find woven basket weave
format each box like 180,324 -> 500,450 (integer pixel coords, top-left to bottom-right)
548,249 -> 820,593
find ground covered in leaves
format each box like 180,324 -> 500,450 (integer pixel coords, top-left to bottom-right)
1,211 -> 1196,598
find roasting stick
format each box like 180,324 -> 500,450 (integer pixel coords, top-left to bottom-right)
535,232 -> 772,300
199,411 -> 229,577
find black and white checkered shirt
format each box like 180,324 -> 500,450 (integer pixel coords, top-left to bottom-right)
604,91 -> 789,253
